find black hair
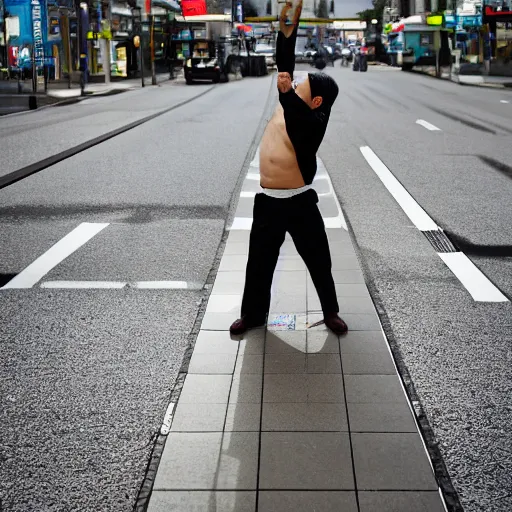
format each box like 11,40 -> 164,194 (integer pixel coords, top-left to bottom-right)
308,72 -> 339,110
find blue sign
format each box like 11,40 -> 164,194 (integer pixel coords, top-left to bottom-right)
31,0 -> 44,69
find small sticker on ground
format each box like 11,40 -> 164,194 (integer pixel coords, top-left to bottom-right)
268,314 -> 296,330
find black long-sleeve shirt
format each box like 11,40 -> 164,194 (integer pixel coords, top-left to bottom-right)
276,25 -> 329,185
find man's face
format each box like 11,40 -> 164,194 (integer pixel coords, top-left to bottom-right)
293,73 -> 323,109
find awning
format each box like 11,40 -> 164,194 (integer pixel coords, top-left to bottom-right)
152,0 -> 181,11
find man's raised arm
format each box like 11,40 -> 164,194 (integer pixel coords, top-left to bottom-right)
276,0 -> 302,79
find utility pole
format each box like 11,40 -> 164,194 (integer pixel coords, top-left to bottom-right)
150,11 -> 156,84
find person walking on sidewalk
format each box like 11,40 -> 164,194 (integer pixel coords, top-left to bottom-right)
230,0 -> 347,336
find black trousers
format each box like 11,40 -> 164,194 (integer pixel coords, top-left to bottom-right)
241,189 -> 339,320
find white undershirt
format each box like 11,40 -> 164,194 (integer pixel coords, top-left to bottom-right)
260,184 -> 311,199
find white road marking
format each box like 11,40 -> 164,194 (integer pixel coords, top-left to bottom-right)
500,100 -> 509,104
131,281 -> 189,289
40,280 -> 193,289
360,146 -> 439,231
240,191 -> 257,198
439,253 -> 509,302
360,145 -> 509,303
1,223 -> 109,289
41,281 -> 126,289
416,119 -> 441,131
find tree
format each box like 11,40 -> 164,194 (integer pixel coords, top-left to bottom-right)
243,0 -> 258,17
329,0 -> 334,14
316,0 -> 328,18
266,0 -> 271,15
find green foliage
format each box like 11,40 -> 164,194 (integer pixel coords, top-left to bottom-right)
357,0 -> 387,23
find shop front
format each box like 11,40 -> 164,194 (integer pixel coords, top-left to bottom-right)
483,2 -> 512,75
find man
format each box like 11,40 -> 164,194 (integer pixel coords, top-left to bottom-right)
230,0 -> 347,336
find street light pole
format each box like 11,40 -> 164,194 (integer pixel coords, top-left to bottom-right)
150,10 -> 156,84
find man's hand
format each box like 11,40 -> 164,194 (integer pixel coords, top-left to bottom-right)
277,72 -> 292,93
279,0 -> 302,38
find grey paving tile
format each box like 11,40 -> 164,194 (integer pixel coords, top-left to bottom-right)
358,491 -> 445,512
206,294 -> 241,314
338,297 -> 376,314
235,198 -> 255,218
270,271 -> 307,312
225,403 -> 261,431
211,273 -> 245,295
307,331 -> 340,353
270,293 -> 307,313
263,374 -> 344,403
336,284 -> 372,298
352,433 -> 438,490
319,196 -> 340,218
340,331 -> 389,354
235,353 -> 264,374
343,352 -> 396,375
219,255 -> 249,272
264,353 -> 306,373
326,228 -> 351,242
194,330 -> 240,354
224,242 -> 249,255
213,271 -> 246,285
326,242 -> 356,256
311,178 -> 331,194
179,375 -> 232,404
171,403 -> 227,432
333,270 -> 365,283
275,258 -> 306,271
348,403 -> 417,433
345,375 -> 406,404
278,241 -> 300,256
148,491 -> 256,512
238,329 -> 265,355
262,402 -> 348,431
227,231 -> 251,243
331,255 -> 361,271
339,314 -> 381,331
266,331 -> 307,353
188,353 -> 237,374
154,433 -> 259,490
259,432 -> 354,489
308,286 -> 372,311
307,354 -> 342,373
258,491 -> 358,512
201,313 -> 238,331
306,313 -> 329,330
229,374 -> 263,403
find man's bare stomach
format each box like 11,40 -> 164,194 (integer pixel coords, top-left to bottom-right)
259,108 -> 305,190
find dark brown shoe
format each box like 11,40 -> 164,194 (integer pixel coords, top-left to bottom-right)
324,312 -> 348,335
230,315 -> 266,335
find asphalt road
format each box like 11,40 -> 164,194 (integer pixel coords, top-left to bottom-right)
1,67 -> 511,512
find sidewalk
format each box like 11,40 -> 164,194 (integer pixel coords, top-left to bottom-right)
144,151 -> 447,512
46,72 -> 174,99
451,72 -> 512,88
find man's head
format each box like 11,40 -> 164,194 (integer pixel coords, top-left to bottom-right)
293,72 -> 339,111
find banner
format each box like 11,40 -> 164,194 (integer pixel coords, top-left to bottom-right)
181,0 -> 207,16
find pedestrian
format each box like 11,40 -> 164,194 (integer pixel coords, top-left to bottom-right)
230,0 -> 347,336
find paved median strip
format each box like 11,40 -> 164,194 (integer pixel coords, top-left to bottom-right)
143,148 -> 448,512
360,146 -> 508,303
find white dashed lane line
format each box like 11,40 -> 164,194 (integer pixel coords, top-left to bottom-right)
416,119 -> 442,131
1,222 -> 109,289
360,146 -> 509,303
500,100 -> 510,104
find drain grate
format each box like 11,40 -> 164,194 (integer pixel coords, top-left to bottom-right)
423,230 -> 458,253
